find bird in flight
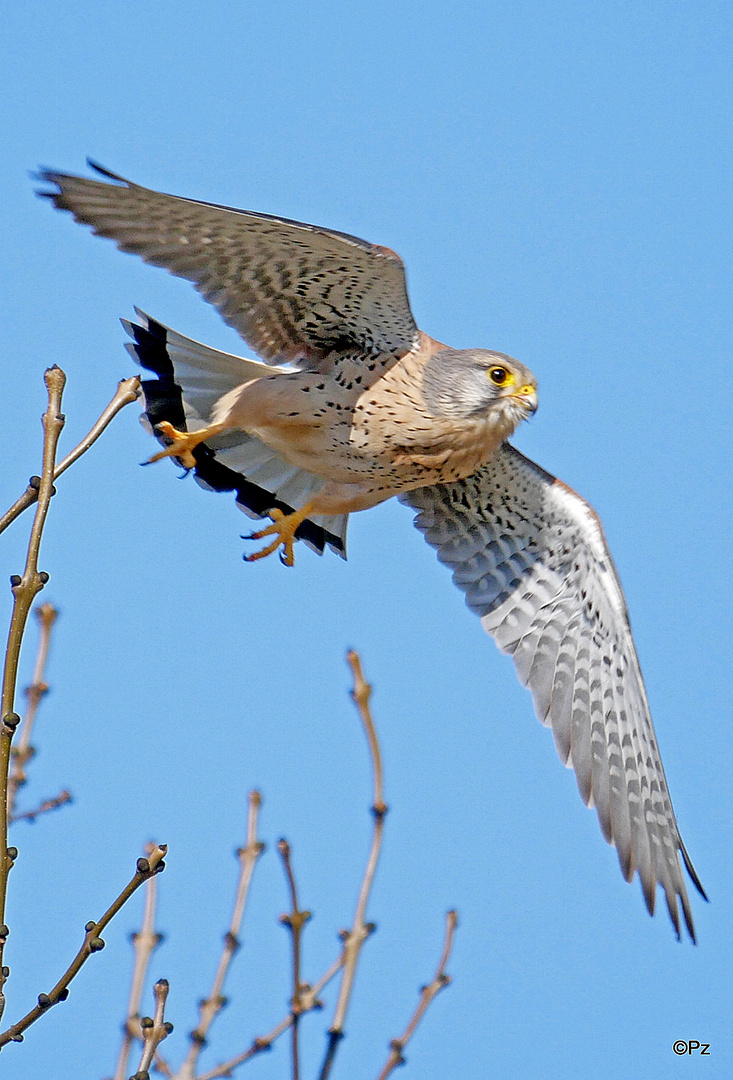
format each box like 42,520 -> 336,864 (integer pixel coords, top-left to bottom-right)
39,162 -> 706,939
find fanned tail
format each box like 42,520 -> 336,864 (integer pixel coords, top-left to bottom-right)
123,311 -> 348,557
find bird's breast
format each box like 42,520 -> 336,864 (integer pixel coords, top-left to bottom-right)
230,344 -> 508,492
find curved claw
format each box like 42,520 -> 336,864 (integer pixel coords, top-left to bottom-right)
242,502 -> 316,567
147,421 -> 226,470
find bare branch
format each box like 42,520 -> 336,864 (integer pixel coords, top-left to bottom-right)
347,651 -> 385,815
0,367 -> 67,1015
317,650 -> 387,1080
195,1021 -> 288,1080
10,789 -> 71,824
0,376 -> 141,537
178,792 -> 264,1080
132,979 -> 174,1080
8,603 -> 60,819
152,1053 -> 175,1079
277,838 -> 312,1080
374,910 -> 457,1079
193,952 -> 346,1080
0,845 -> 167,1048
110,844 -> 166,1080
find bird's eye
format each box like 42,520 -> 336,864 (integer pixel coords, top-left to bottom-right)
488,366 -> 510,386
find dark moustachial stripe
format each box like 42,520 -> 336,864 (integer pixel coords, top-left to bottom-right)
128,317 -> 344,556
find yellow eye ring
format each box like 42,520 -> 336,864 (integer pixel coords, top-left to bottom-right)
488,366 -> 512,386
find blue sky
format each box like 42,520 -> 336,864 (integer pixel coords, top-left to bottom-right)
2,2 -> 731,1077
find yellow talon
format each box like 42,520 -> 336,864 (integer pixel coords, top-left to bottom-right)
244,503 -> 316,566
146,421 -> 225,469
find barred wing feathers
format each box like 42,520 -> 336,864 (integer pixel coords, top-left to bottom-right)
401,443 -> 705,939
38,162 -> 419,367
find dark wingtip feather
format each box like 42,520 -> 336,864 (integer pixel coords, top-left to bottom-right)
33,167 -> 65,200
679,838 -> 708,901
663,890 -> 683,942
616,846 -> 634,883
31,166 -> 56,184
681,896 -> 697,944
639,863 -> 697,942
33,160 -> 131,204
86,158 -> 130,184
639,873 -> 656,917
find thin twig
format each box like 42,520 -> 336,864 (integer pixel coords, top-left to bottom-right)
10,789 -> 71,824
277,838 -> 311,1080
0,844 -> 167,1048
178,792 -> 265,1080
7,603 -> 59,819
193,952 -> 345,1080
0,376 -> 141,537
110,844 -> 166,1080
152,1053 -> 175,1079
374,911 -> 458,1080
132,978 -> 174,1080
0,366 -> 67,1017
317,650 -> 387,1080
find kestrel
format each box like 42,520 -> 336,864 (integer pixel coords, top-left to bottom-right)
39,162 -> 706,939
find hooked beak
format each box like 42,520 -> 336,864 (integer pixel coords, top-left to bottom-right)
513,384 -> 538,416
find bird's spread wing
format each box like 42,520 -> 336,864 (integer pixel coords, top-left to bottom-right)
37,162 -> 419,366
401,443 -> 705,939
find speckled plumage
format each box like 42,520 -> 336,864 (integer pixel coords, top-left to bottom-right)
39,163 -> 705,938
402,446 -> 704,939
204,335 -> 533,513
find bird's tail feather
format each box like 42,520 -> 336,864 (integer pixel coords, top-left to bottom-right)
122,311 -> 348,557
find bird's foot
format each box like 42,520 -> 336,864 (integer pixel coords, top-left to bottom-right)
244,502 -> 316,567
145,421 -> 224,470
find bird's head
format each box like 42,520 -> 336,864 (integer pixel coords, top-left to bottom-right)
421,348 -> 538,434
